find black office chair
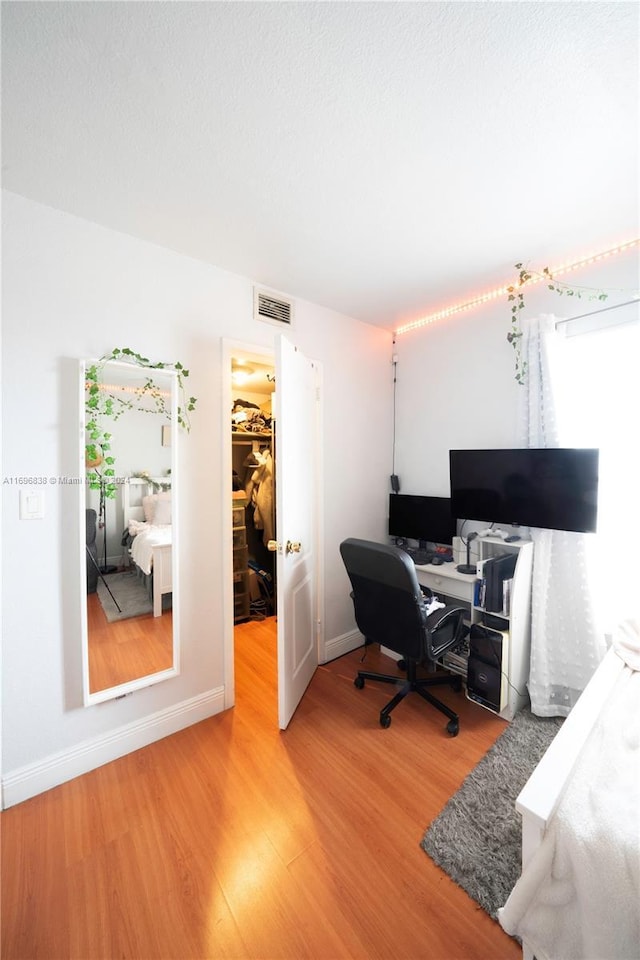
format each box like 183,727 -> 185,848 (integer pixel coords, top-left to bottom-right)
340,538 -> 466,736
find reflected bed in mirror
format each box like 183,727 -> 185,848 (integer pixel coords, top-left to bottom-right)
80,358 -> 180,705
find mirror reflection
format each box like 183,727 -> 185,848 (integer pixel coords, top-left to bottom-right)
82,359 -> 178,701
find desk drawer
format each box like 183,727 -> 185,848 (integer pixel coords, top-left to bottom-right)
417,569 -> 475,604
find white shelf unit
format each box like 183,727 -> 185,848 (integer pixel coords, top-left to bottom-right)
414,537 -> 534,721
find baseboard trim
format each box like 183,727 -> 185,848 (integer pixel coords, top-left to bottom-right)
2,686 -> 225,809
323,629 -> 363,663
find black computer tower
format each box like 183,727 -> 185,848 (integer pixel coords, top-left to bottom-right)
466,624 -> 508,714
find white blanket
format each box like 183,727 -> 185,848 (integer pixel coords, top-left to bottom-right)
129,523 -> 172,576
498,619 -> 640,959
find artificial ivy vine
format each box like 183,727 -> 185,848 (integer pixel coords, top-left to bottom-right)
85,347 -> 197,500
507,264 -> 608,385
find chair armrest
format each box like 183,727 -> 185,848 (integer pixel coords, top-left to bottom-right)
426,603 -> 466,629
425,604 -> 467,660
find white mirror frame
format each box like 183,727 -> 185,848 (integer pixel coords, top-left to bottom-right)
79,358 -> 180,706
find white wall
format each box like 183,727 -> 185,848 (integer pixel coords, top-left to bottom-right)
393,248 -> 639,519
1,191 -> 392,802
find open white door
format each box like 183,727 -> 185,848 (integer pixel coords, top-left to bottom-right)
273,335 -> 320,729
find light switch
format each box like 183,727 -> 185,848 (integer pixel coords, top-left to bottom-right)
20,489 -> 45,519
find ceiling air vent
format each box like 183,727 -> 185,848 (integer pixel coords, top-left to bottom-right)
254,287 -> 294,327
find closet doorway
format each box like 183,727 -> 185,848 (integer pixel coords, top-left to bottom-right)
222,336 -> 322,729
231,350 -> 277,627
224,341 -> 279,725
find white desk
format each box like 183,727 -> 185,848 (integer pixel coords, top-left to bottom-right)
415,540 -> 534,722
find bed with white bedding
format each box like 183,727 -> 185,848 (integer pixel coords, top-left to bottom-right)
498,620 -> 640,960
123,477 -> 172,617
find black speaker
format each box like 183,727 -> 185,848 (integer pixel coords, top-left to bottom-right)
466,624 -> 508,714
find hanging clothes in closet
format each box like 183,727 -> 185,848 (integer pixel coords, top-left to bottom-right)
245,448 -> 274,546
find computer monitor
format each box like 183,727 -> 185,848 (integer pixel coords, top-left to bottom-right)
388,494 -> 456,546
449,448 -> 599,533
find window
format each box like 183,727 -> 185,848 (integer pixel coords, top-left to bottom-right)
554,318 -> 640,631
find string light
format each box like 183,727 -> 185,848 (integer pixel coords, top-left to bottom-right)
88,382 -> 170,398
395,238 -> 640,335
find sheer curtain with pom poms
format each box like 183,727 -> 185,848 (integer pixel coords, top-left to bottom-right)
517,316 -> 605,717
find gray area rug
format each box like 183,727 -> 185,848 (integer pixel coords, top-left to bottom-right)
97,571 -> 152,622
421,708 -> 564,919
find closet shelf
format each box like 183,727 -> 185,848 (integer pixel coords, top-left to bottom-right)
232,430 -> 272,440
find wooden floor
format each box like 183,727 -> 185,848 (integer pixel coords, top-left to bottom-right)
87,591 -> 173,693
2,618 -> 521,960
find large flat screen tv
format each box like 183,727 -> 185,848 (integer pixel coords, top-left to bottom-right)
449,448 -> 599,533
388,494 -> 456,545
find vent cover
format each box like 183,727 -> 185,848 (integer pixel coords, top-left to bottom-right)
254,288 -> 294,327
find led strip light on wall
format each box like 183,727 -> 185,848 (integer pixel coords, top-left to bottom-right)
394,238 -> 640,336
91,382 -> 170,397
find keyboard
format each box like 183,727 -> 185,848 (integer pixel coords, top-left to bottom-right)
407,548 -> 435,566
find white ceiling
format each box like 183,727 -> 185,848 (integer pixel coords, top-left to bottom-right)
2,1 -> 638,330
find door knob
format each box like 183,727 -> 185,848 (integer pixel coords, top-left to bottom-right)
267,540 -> 301,554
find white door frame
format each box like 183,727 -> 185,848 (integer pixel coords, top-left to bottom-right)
220,337 -> 325,714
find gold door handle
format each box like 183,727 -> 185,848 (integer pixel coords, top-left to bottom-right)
267,540 -> 301,554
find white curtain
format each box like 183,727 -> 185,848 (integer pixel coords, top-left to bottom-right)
553,317 -> 640,630
518,316 -> 606,716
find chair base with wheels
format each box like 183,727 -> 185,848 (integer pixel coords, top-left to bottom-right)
355,659 -> 461,735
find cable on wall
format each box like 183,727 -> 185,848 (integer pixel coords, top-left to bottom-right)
390,337 -> 400,493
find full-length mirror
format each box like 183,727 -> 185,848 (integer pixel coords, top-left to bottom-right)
80,357 -> 180,704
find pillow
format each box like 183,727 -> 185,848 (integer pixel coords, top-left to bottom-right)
142,491 -> 171,523
152,498 -> 172,525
